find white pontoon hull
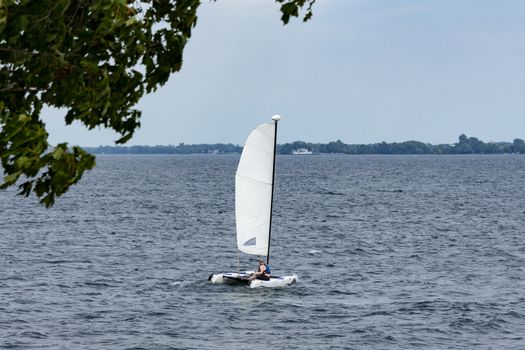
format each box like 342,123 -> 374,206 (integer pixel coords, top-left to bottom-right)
208,271 -> 298,288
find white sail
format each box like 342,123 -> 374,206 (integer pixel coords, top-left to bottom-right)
235,122 -> 276,256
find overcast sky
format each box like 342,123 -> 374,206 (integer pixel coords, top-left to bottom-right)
42,0 -> 525,146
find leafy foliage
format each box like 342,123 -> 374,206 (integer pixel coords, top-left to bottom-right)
0,0 -> 314,207
276,0 -> 315,24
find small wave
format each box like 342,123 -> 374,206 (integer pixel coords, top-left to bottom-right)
19,331 -> 47,339
321,333 -> 346,338
43,259 -> 92,265
328,289 -> 357,296
84,281 -> 114,288
505,310 -> 525,318
43,260 -> 71,264
170,280 -> 192,288
0,275 -> 27,282
408,254 -> 422,259
348,247 -> 371,256
75,312 -> 103,320
312,307 -> 328,312
317,189 -> 345,196
364,310 -> 391,317
146,311 -> 169,317
309,249 -> 322,254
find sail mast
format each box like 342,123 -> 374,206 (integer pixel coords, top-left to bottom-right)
266,115 -> 280,265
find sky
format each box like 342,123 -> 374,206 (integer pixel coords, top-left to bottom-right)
42,0 -> 525,146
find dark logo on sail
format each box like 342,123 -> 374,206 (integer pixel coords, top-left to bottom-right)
243,237 -> 256,246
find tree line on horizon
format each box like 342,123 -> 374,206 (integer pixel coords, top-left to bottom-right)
84,134 -> 525,155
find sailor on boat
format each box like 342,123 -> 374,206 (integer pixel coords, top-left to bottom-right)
248,257 -> 271,281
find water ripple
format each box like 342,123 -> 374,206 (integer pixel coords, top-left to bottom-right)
1,154 -> 524,349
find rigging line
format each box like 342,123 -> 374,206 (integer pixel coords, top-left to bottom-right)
267,119 -> 278,265
236,240 -> 240,274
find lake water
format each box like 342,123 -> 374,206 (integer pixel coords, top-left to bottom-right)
1,154 -> 524,349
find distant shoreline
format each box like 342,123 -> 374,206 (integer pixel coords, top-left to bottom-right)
83,134 -> 524,155
89,153 -> 523,156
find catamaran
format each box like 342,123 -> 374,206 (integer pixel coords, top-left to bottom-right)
208,115 -> 298,288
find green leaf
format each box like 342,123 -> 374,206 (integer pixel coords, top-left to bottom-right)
52,147 -> 66,160
41,194 -> 55,208
14,156 -> 32,169
3,171 -> 22,185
